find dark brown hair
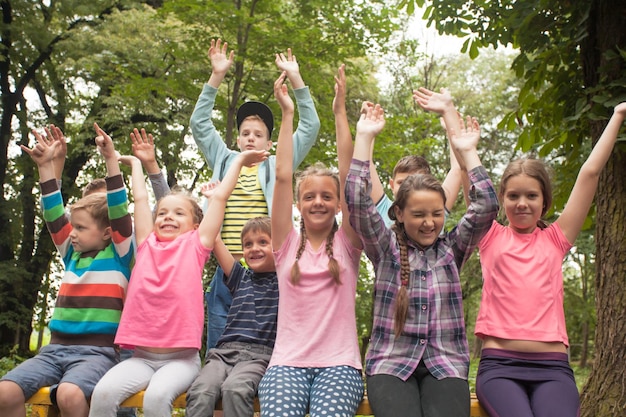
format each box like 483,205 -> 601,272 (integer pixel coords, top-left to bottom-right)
388,173 -> 446,337
241,216 -> 272,241
392,155 -> 431,178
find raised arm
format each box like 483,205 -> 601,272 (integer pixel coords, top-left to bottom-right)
94,123 -> 121,178
271,71 -> 296,250
200,182 -> 237,276
190,39 -> 235,171
333,65 -> 355,190
94,123 -> 134,258
199,149 -> 269,249
333,64 -> 351,160
557,102 -> 626,242
21,130 -> 58,182
448,116 -> 482,172
44,124 -> 67,183
131,127 -> 170,201
414,87 -> 466,210
275,48 -> 304,90
353,104 -> 386,162
276,49 -> 320,170
207,38 -> 234,89
22,131 -> 71,253
333,66 -> 363,249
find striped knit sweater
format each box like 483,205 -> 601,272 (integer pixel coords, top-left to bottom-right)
41,175 -> 133,347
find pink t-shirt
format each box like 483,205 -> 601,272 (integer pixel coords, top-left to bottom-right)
115,230 -> 211,349
475,221 -> 573,345
269,227 -> 362,370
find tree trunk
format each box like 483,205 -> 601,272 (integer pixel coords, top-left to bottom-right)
578,1 -> 626,414
580,144 -> 626,416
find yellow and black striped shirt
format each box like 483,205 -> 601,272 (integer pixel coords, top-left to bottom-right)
222,165 -> 268,253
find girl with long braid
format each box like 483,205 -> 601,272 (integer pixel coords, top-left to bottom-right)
258,72 -> 364,416
346,104 -> 499,417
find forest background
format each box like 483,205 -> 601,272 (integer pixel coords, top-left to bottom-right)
0,1 -> 624,415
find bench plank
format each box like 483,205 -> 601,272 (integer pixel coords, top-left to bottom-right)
27,386 -> 488,416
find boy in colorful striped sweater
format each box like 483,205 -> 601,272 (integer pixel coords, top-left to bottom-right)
0,123 -> 134,417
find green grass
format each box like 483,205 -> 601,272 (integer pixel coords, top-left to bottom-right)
29,328 -> 51,351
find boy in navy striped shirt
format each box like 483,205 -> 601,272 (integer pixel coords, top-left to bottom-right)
186,215 -> 278,417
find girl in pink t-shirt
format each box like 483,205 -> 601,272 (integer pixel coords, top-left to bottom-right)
475,102 -> 626,417
258,70 -> 364,417
89,128 -> 268,417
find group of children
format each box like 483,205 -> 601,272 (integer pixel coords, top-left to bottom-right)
0,35 -> 624,417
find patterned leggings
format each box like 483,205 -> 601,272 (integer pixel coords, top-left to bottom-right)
258,365 -> 364,417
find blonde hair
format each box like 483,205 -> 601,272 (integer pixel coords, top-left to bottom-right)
70,193 -> 110,231
155,188 -> 203,224
291,163 -> 341,286
82,178 -> 106,197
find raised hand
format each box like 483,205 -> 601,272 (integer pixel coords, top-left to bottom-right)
239,149 -> 270,168
333,64 -> 347,115
413,87 -> 455,115
275,48 -> 305,89
209,38 -> 234,75
449,116 -> 480,153
21,129 -> 59,167
200,181 -> 220,200
94,123 -> 117,160
274,71 -> 294,113
356,103 -> 386,138
118,154 -> 140,167
275,48 -> 299,77
130,128 -> 157,165
44,124 -> 67,174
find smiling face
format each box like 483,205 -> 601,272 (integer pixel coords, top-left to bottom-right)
296,174 -> 341,234
502,174 -> 545,234
69,209 -> 111,253
154,194 -> 200,241
236,118 -> 272,152
394,189 -> 445,247
242,229 -> 275,273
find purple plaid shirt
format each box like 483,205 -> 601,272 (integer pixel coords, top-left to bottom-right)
346,159 -> 498,381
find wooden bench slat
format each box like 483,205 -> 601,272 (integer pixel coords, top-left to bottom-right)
27,386 -> 487,416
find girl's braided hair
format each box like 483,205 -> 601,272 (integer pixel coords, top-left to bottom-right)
388,173 -> 446,337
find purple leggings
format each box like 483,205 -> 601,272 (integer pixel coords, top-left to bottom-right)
476,349 -> 579,417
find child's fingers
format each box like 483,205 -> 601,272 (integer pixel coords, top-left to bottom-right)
20,144 -> 34,156
140,128 -> 150,143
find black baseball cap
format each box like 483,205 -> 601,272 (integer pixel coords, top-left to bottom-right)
236,101 -> 274,138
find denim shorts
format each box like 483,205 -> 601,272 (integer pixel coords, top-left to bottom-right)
1,344 -> 118,401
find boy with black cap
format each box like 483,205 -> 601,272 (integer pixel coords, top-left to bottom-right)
190,39 -> 320,351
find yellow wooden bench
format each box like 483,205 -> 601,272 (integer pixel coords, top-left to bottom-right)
26,386 -> 488,416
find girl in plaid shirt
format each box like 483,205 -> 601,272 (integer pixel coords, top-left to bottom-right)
346,104 -> 498,417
